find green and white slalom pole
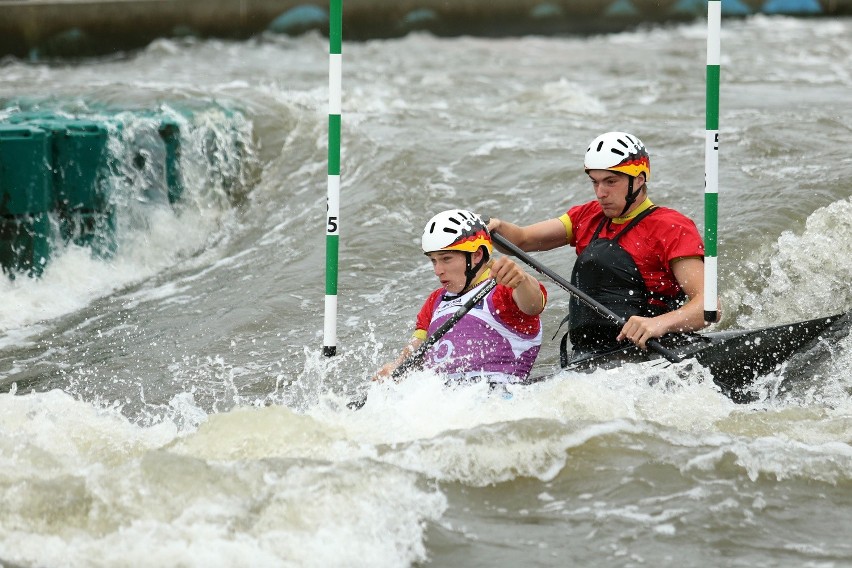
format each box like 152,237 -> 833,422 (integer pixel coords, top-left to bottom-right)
703,0 -> 720,324
323,0 -> 342,357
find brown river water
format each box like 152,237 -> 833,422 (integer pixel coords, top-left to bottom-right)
1,15 -> 851,568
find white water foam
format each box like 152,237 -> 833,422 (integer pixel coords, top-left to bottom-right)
0,389 -> 446,568
730,196 -> 852,327
0,207 -> 225,341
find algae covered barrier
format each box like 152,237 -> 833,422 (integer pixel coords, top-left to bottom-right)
0,103 -> 259,277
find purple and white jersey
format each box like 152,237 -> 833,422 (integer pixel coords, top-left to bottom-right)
423,280 -> 543,383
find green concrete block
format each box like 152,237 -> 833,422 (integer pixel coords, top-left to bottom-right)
26,118 -> 111,212
112,113 -> 184,206
0,212 -> 51,278
157,117 -> 184,204
62,207 -> 117,260
54,120 -> 110,212
0,124 -> 53,215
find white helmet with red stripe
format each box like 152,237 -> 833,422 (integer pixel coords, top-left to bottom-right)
584,131 -> 651,181
421,209 -> 492,257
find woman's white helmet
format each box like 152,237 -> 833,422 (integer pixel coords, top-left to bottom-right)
421,209 -> 492,257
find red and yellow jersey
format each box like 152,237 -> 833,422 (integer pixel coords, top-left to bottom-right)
559,198 -> 704,302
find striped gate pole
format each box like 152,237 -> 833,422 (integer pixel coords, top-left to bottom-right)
703,0 -> 721,324
323,0 -> 342,357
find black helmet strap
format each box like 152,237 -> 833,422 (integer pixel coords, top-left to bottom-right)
462,247 -> 490,293
619,175 -> 644,217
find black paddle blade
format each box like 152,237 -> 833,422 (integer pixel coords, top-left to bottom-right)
524,312 -> 851,404
694,311 -> 851,402
346,395 -> 367,410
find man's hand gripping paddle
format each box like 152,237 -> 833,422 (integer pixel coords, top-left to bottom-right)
489,231 -> 683,365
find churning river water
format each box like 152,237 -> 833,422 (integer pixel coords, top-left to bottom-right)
1,14 -> 852,568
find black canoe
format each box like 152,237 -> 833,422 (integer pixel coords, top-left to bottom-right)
523,311 -> 852,403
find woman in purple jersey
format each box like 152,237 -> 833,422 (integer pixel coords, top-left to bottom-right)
376,209 -> 547,384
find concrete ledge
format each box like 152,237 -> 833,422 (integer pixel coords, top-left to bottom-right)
1,0 -> 850,59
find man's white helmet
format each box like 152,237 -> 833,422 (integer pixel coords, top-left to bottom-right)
584,131 -> 650,180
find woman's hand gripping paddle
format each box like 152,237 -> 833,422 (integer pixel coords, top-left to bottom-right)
347,278 -> 498,410
490,232 -> 683,365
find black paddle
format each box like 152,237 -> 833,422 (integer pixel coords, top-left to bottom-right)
490,231 -> 683,364
347,278 -> 498,409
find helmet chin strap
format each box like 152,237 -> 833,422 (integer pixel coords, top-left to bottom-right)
461,248 -> 489,293
619,176 -> 643,217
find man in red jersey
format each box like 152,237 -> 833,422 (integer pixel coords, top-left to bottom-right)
488,131 -> 718,364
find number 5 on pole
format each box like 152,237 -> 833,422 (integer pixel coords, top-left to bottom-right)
324,0 -> 342,357
704,0 -> 721,324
